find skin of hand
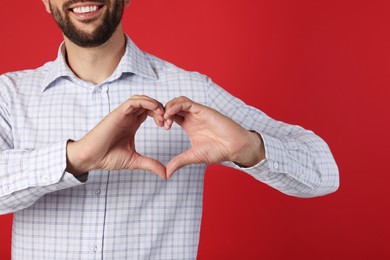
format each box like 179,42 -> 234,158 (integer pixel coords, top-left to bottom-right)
66,95 -> 265,180
66,95 -> 167,179
163,96 -> 265,178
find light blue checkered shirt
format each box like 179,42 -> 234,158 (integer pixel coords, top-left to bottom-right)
0,36 -> 338,259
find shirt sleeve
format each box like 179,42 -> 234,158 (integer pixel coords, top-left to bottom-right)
205,78 -> 339,198
0,85 -> 86,215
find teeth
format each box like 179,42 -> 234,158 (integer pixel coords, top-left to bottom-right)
73,5 -> 98,14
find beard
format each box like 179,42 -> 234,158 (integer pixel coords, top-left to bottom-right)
49,0 -> 124,47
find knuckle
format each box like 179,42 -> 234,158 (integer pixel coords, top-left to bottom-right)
131,94 -> 147,98
177,96 -> 189,101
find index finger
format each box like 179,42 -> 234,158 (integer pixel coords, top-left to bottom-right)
120,95 -> 165,116
164,96 -> 202,119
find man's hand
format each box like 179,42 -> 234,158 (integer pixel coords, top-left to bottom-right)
163,96 -> 265,178
66,95 -> 167,179
66,95 -> 265,180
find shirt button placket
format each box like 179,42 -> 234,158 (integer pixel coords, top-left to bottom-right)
89,84 -> 110,258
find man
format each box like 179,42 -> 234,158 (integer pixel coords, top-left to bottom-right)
0,0 -> 339,259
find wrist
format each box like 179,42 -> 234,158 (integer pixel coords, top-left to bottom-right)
233,130 -> 265,168
66,140 -> 91,176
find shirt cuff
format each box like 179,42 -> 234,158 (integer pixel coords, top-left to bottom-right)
229,132 -> 286,183
240,132 -> 320,189
25,141 -> 87,189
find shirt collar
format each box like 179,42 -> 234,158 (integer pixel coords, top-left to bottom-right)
41,35 -> 158,91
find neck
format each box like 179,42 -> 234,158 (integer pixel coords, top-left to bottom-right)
64,27 -> 126,84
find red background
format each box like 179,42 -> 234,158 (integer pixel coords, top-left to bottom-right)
1,0 -> 389,259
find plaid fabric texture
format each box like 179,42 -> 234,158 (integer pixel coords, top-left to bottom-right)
0,36 -> 339,259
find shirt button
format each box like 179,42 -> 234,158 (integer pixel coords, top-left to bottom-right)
90,244 -> 98,253
273,161 -> 279,170
95,189 -> 101,196
41,175 -> 50,183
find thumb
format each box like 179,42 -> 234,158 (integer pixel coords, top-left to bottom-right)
134,155 -> 167,180
166,149 -> 198,178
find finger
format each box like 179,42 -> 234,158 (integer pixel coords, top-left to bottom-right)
118,97 -> 165,127
146,110 -> 165,127
164,96 -> 192,117
134,108 -> 148,117
163,114 -> 185,130
164,118 -> 172,130
133,155 -> 167,180
121,96 -> 164,116
136,111 -> 148,125
164,96 -> 190,111
173,114 -> 185,126
164,100 -> 193,119
166,149 -> 198,178
130,94 -> 164,110
164,97 -> 194,129
133,97 -> 165,126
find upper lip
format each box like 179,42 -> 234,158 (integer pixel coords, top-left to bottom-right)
68,2 -> 105,10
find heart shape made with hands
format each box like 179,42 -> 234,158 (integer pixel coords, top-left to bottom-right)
140,96 -> 262,179
67,96 -> 262,180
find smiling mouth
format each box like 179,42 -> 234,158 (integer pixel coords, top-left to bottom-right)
71,5 -> 103,14
67,1 -> 106,16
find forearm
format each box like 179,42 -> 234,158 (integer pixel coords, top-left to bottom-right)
229,129 -> 339,198
207,80 -> 339,197
0,141 -> 86,214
